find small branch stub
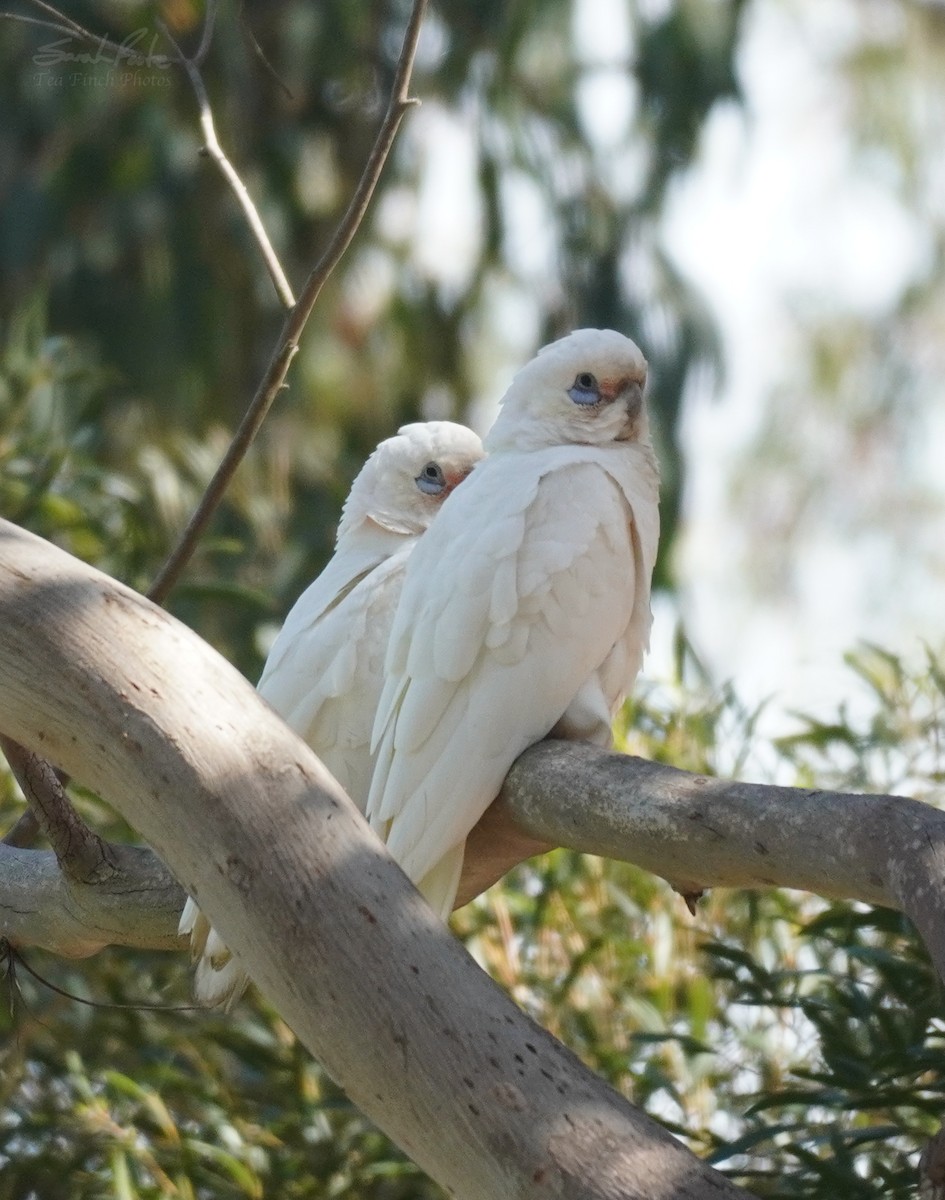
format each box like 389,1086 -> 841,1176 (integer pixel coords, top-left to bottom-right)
0,734 -> 115,885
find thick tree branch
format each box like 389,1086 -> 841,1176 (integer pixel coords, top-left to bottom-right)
0,842 -> 184,957
7,695 -> 945,987
496,742 -> 945,986
146,0 -> 428,604
0,519 -> 752,1200
1,0 -> 431,955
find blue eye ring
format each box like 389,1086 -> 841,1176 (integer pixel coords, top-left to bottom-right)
415,461 -> 446,495
568,372 -> 600,406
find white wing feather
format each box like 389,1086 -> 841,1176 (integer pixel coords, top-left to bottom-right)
258,544 -> 412,809
367,444 -> 658,916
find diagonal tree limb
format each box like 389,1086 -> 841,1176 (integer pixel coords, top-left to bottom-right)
4,583 -> 945,990
0,0 -> 427,892
146,0 -> 429,605
4,521 -> 943,1191
0,517 -> 754,1200
5,0 -> 431,605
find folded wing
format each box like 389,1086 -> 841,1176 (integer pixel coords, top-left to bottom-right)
368,453 -> 644,916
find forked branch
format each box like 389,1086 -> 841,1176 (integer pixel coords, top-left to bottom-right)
158,0 -> 297,310
146,0 -> 429,604
0,518 -> 753,1200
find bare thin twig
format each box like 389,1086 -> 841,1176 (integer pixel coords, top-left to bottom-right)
239,3 -> 294,102
146,0 -> 429,605
5,1 -> 171,66
158,1 -> 296,310
4,0 -> 428,608
28,0 -> 94,37
6,3 -> 291,309
0,12 -> 86,41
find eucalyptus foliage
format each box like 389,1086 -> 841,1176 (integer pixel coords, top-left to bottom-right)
1,2 -> 943,1198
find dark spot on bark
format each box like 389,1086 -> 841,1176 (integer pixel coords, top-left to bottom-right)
409,964 -> 419,974
462,1076 -> 474,1088
225,855 -> 254,894
533,1167 -> 547,1183
357,904 -> 377,924
540,1069 -> 553,1081
468,1103 -> 480,1116
525,1042 -> 537,1054
754,841 -> 769,855
514,1053 -> 524,1064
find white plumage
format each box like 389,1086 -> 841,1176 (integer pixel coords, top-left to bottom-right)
179,421 -> 484,1006
367,329 -> 660,919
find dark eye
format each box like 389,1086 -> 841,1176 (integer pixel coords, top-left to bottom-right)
568,372 -> 600,406
415,461 -> 446,495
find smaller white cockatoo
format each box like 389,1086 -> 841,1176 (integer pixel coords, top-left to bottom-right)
367,329 -> 660,919
179,420 -> 484,1006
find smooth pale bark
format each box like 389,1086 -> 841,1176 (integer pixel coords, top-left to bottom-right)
472,744 -> 945,990
0,519 -> 751,1200
11,741 -> 945,985
8,659 -> 945,989
0,841 -> 184,956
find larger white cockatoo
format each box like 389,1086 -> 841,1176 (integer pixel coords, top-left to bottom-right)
179,420 -> 484,1006
367,329 -> 660,919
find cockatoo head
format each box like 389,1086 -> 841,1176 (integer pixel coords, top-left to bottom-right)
484,328 -> 650,452
337,421 -> 484,541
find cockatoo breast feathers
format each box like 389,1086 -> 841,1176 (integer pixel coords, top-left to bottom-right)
337,420 -> 484,541
485,328 -> 650,452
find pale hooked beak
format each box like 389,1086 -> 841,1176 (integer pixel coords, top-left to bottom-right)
442,463 -> 477,495
612,378 -> 645,441
599,377 -> 643,406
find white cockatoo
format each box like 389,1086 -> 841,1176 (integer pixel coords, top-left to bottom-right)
367,329 -> 660,919
179,420 -> 484,1006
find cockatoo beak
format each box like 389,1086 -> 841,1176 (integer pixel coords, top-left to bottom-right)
598,376 -> 643,405
442,464 -> 477,495
607,378 -> 644,440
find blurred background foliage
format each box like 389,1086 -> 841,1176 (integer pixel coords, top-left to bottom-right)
0,0 -> 942,1197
